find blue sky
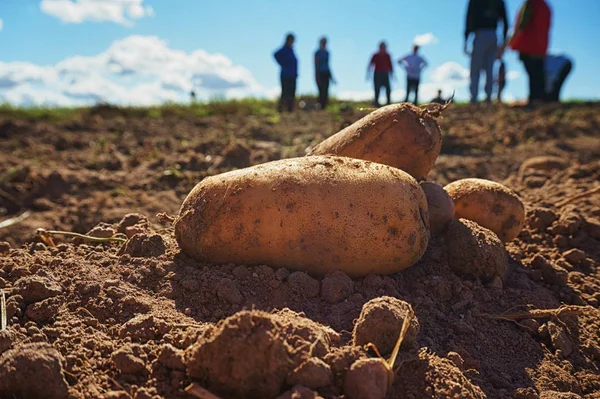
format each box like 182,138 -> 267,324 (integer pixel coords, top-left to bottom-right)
0,0 -> 598,106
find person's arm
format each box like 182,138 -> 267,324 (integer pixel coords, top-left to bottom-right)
366,55 -> 374,80
274,48 -> 283,66
464,0 -> 475,53
388,54 -> 395,80
499,0 -> 509,42
421,57 -> 428,70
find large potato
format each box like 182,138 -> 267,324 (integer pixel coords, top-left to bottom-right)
444,178 -> 525,242
307,103 -> 442,180
174,156 -> 429,277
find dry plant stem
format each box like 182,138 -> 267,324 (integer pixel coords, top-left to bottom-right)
0,210 -> 31,230
36,228 -> 127,244
185,383 -> 224,399
480,305 -> 594,321
388,305 -> 414,370
156,212 -> 176,224
557,186 -> 600,207
1,289 -> 6,332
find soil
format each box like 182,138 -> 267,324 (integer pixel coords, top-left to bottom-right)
0,102 -> 599,399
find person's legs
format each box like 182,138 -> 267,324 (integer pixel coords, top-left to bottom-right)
483,33 -> 498,102
521,55 -> 545,104
287,78 -> 297,112
374,73 -> 382,106
384,74 -> 391,105
322,72 -> 330,109
520,55 -> 535,104
470,32 -> 484,104
414,78 -> 420,105
278,76 -> 286,112
550,61 -> 572,102
405,76 -> 410,102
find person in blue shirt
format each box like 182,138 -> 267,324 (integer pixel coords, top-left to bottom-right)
314,36 -> 336,110
273,33 -> 298,112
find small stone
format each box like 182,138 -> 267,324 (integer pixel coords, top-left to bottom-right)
15,275 -> 62,304
0,241 -> 11,255
487,276 -> 503,290
343,358 -> 389,399
216,278 -> 243,304
112,344 -> 146,374
321,271 -> 353,304
158,343 -> 185,370
276,385 -> 323,399
286,357 -> 332,390
553,235 -> 569,248
548,321 -> 573,357
528,207 -> 557,231
563,248 -> 585,265
287,272 -> 320,298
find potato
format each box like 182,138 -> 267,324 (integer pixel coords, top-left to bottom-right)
174,156 -> 429,277
444,178 -> 525,242
419,181 -> 455,236
307,103 -> 442,180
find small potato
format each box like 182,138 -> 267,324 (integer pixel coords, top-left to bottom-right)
419,181 -> 455,236
308,103 -> 442,180
175,156 -> 429,277
444,178 -> 525,242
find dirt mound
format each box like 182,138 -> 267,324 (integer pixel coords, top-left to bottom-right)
0,104 -> 599,398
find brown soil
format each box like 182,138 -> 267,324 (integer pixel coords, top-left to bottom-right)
0,102 -> 599,399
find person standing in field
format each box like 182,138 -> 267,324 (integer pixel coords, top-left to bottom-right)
464,0 -> 508,104
398,44 -> 428,105
545,53 -> 573,102
499,0 -> 551,106
314,37 -> 336,110
273,33 -> 298,112
367,41 -> 394,107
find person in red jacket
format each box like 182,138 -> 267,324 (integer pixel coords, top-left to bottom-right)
503,0 -> 551,105
367,41 -> 394,107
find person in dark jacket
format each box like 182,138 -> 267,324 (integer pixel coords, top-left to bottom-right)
465,0 -> 508,104
273,33 -> 298,112
367,41 -> 394,107
314,36 -> 336,110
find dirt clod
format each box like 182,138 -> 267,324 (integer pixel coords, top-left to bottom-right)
286,357 -> 333,390
288,271 -> 320,298
14,275 -> 62,304
119,233 -> 166,257
185,310 -> 294,398
353,296 -> 419,354
321,271 -> 353,304
446,219 -> 508,282
0,342 -> 69,399
343,358 -> 389,399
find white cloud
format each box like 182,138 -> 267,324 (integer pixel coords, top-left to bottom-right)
0,35 -> 272,106
430,62 -> 469,84
40,0 -> 154,26
336,90 -> 373,102
413,33 -> 438,46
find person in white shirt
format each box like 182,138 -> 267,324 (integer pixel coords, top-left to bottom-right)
398,45 -> 428,105
545,54 -> 573,102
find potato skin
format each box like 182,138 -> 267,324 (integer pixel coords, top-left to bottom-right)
307,103 -> 442,180
444,178 -> 525,242
175,156 -> 429,277
419,181 -> 455,236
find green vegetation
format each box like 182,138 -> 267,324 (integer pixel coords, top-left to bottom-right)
1,97 -> 596,122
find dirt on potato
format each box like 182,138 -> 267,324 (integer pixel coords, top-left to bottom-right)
0,102 -> 600,399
